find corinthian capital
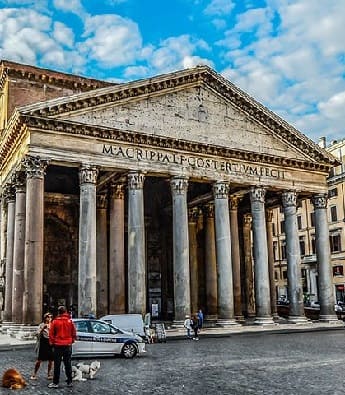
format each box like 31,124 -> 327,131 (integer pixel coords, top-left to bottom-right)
282,191 -> 297,208
250,187 -> 266,203
128,172 -> 145,190
14,171 -> 26,193
312,193 -> 328,209
229,196 -> 240,210
170,176 -> 188,195
111,183 -> 125,199
23,156 -> 49,179
3,184 -> 15,203
213,181 -> 229,199
79,165 -> 98,184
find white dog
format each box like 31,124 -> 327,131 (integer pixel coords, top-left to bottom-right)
71,365 -> 86,382
75,361 -> 101,380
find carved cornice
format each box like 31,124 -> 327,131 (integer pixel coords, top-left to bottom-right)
0,60 -> 111,92
17,65 -> 336,166
0,115 -> 334,176
170,176 -> 188,195
312,193 -> 328,210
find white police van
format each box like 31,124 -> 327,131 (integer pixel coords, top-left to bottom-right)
72,318 -> 146,358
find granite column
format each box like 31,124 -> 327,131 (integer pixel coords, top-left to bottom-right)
312,194 -> 338,322
22,157 -> 48,325
78,165 -> 98,317
250,187 -> 273,324
170,176 -> 190,324
188,207 -> 199,315
128,172 -> 146,316
109,183 -> 126,314
243,214 -> 255,318
266,210 -> 278,319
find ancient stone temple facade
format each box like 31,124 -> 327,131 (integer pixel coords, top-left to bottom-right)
0,60 -> 339,327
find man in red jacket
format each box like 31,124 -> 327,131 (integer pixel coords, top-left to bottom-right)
48,306 -> 76,389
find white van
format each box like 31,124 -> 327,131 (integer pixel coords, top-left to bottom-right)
100,314 -> 150,343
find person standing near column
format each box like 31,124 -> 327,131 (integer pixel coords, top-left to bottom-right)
48,306 -> 76,389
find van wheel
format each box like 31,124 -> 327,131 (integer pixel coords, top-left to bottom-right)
121,342 -> 138,358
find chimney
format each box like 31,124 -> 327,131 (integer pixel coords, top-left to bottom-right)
318,136 -> 326,148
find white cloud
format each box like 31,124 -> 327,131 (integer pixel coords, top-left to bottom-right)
217,0 -> 345,140
204,0 -> 235,16
52,0 -> 85,16
79,14 -> 142,67
53,21 -> 74,48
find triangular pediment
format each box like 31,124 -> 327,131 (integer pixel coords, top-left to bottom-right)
19,66 -> 336,166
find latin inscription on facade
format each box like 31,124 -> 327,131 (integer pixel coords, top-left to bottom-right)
102,144 -> 285,179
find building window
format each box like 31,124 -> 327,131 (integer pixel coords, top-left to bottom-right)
329,188 -> 338,198
299,236 -> 305,256
274,271 -> 279,280
330,205 -> 338,222
281,240 -> 286,260
330,232 -> 341,253
280,220 -> 285,234
310,212 -> 315,227
272,223 -> 276,236
273,241 -> 278,261
311,235 -> 316,254
333,266 -> 344,276
282,270 -> 288,279
297,215 -> 302,230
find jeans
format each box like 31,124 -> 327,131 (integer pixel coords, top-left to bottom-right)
52,345 -> 72,385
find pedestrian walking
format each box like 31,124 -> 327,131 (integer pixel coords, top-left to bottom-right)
183,315 -> 193,339
191,315 -> 199,340
30,313 -> 54,380
197,309 -> 204,331
48,305 -> 76,389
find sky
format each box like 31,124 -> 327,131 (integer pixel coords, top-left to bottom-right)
0,0 -> 345,144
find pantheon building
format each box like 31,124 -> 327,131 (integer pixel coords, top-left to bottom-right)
0,60 -> 339,327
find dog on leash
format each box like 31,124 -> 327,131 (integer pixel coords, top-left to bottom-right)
72,361 -> 101,381
2,368 -> 27,389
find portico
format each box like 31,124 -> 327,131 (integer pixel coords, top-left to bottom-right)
0,62 -> 339,327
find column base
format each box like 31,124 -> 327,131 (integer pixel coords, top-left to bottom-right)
319,315 -> 343,324
287,315 -> 309,324
205,315 -> 218,327
254,316 -> 275,325
216,318 -> 241,327
234,315 -> 245,323
171,320 -> 185,328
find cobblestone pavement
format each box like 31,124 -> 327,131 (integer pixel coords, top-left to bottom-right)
0,330 -> 344,395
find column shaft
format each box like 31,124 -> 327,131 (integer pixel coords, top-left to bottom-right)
230,197 -> 243,320
170,176 -> 190,323
213,181 -> 235,325
23,157 -> 47,324
204,204 -> 217,321
243,214 -> 255,318
78,165 -> 98,317
128,172 -> 146,315
266,210 -> 278,318
188,208 -> 199,315
282,191 -> 306,322
96,194 -> 108,317
109,184 -> 126,314
3,186 -> 15,322
312,194 -> 338,321
12,173 -> 26,323
250,187 -> 273,324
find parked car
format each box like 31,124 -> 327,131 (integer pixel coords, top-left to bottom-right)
72,318 -> 146,358
277,295 -> 289,305
100,314 -> 150,343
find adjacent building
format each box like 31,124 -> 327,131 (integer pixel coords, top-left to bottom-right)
272,138 -> 345,306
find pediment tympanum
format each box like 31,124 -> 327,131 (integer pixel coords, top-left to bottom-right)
59,85 -> 307,162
